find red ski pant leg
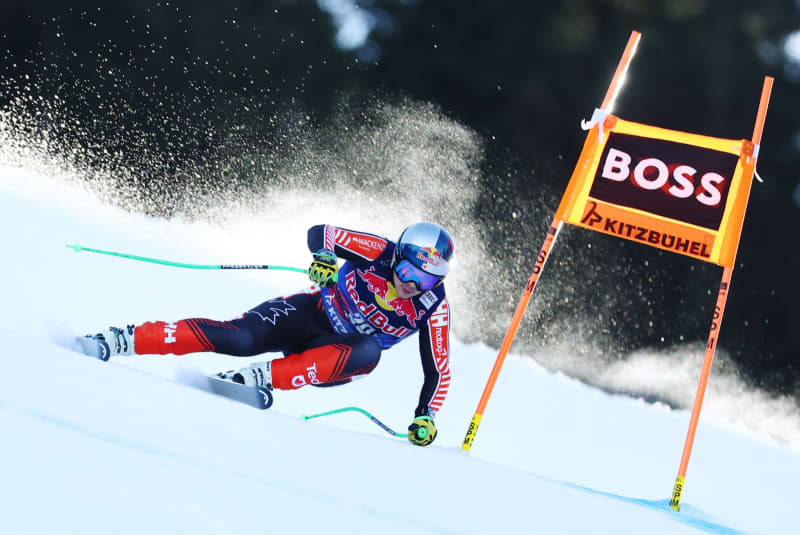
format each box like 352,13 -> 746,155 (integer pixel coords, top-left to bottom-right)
131,293 -> 329,357
134,320 -> 220,355
271,335 -> 381,390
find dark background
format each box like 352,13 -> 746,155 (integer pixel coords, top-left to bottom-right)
2,1 -> 798,397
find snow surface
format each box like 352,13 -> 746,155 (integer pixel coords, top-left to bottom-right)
1,166 -> 798,535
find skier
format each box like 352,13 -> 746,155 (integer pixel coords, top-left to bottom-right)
82,222 -> 454,447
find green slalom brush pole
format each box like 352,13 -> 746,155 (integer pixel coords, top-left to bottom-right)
67,243 -> 316,277
302,407 -> 406,438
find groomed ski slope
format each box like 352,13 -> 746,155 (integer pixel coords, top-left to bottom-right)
1,166 -> 798,534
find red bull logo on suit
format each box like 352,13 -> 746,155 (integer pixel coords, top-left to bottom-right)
351,268 -> 425,329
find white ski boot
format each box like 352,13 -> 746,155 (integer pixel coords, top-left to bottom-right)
225,361 -> 273,389
78,325 -> 135,361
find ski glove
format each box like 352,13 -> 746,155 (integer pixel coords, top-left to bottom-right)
309,249 -> 338,288
408,416 -> 437,446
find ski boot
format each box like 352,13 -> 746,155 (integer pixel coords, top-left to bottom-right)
217,361 -> 273,390
77,325 -> 136,361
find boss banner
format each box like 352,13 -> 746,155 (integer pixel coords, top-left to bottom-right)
556,115 -> 758,267
462,29 -> 772,515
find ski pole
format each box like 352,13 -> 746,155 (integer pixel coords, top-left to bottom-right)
66,243 -> 310,276
301,407 -> 406,438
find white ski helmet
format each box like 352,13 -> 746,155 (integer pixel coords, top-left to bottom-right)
392,222 -> 455,290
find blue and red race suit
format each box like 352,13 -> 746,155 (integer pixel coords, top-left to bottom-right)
132,225 -> 451,418
308,224 -> 452,416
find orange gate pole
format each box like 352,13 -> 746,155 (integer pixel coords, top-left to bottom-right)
670,76 -> 773,511
461,31 -> 641,452
461,220 -> 563,450
600,31 -> 641,112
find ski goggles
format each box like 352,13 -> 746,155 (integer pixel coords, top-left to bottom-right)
393,259 -> 442,291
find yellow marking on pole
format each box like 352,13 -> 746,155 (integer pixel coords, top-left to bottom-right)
670,475 -> 685,511
462,413 -> 482,451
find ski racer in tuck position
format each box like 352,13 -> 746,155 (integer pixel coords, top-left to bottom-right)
82,222 -> 454,447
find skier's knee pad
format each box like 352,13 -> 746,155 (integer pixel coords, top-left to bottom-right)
344,334 -> 382,374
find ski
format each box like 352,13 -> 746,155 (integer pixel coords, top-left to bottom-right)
206,375 -> 274,410
74,333 -> 273,409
